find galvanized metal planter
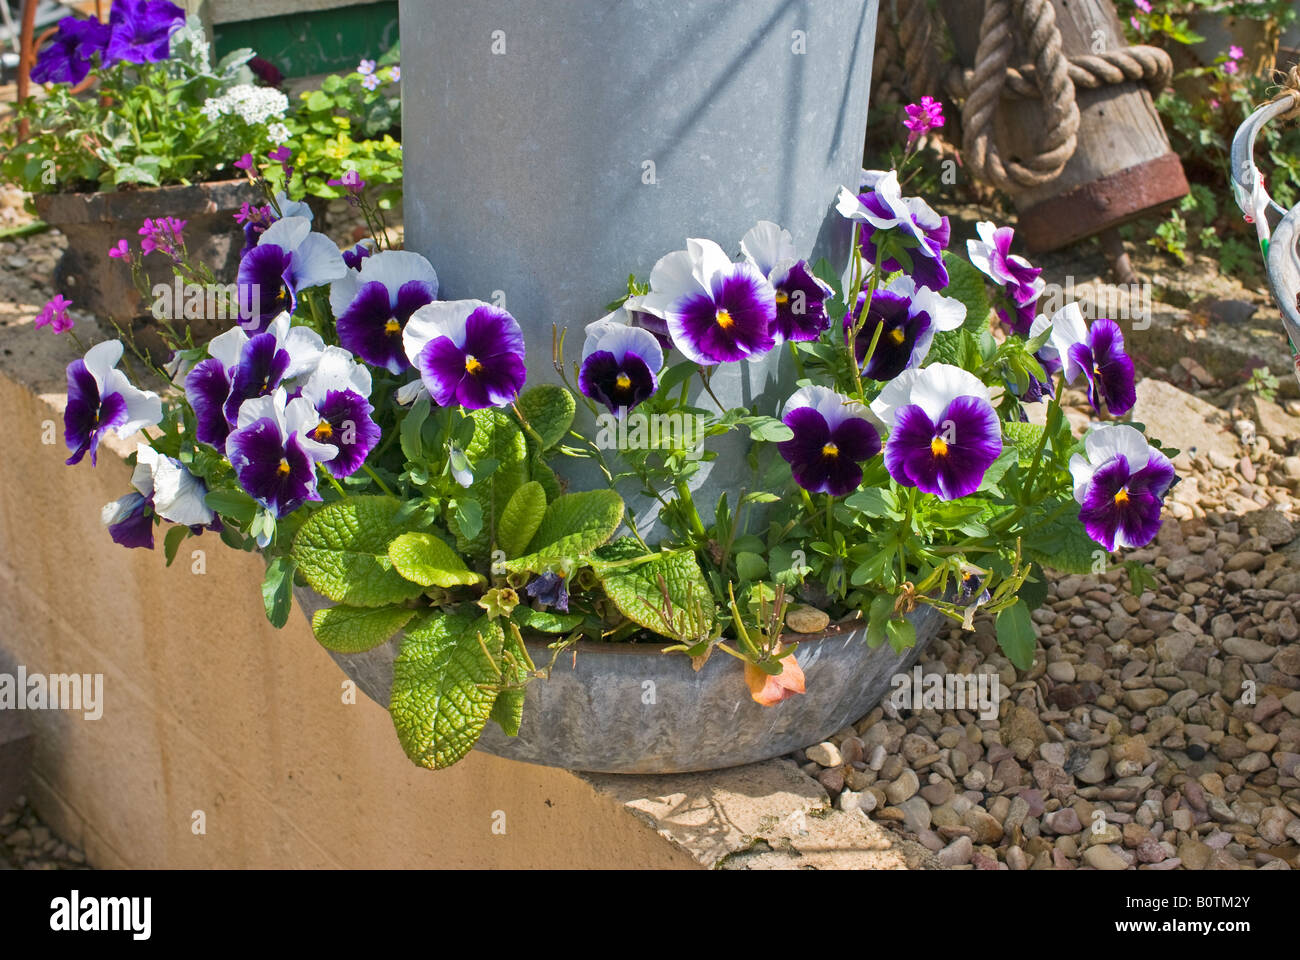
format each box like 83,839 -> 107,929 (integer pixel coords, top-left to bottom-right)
295,587 -> 941,774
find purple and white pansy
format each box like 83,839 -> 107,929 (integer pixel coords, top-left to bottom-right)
629,238 -> 776,365
225,389 -> 337,525
967,221 -> 1044,335
403,299 -> 527,410
1069,424 -> 1176,551
739,221 -> 833,343
237,216 -> 347,331
184,312 -> 324,447
1062,317 -> 1137,417
836,171 -> 951,290
777,386 -> 882,497
298,346 -> 381,478
64,340 -> 163,466
102,443 -> 216,549
872,364 -> 1003,501
329,250 -> 439,374
848,275 -> 965,382
579,309 -> 664,415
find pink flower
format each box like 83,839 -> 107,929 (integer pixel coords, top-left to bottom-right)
268,146 -> 293,164
357,59 -> 376,76
1229,45 -> 1244,60
903,95 -> 945,144
1134,0 -> 1151,12
1223,60 -> 1239,75
361,73 -> 380,91
35,295 -> 74,334
138,217 -> 187,260
234,153 -> 255,172
327,169 -> 366,194
1210,99 -> 1221,110
108,239 -> 131,260
1130,15 -> 1140,30
390,66 -> 400,82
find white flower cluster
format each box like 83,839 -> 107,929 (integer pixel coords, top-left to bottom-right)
267,122 -> 291,145
201,84 -> 289,127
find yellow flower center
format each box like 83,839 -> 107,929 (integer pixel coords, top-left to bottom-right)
1114,488 -> 1130,505
314,421 -> 333,440
385,319 -> 401,334
465,354 -> 483,374
822,442 -> 839,458
775,291 -> 789,305
615,373 -> 632,390
277,458 -> 291,476
931,437 -> 949,456
889,328 -> 906,345
715,308 -> 734,330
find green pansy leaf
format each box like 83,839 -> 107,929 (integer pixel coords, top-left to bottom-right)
1003,421 -> 1046,465
885,616 -> 917,653
516,384 -> 576,450
390,610 -> 504,769
734,550 -> 768,583
205,488 -> 257,526
497,481 -> 547,559
387,531 -> 484,588
261,556 -> 296,628
290,496 -> 427,606
312,604 -> 416,653
995,599 -> 1037,670
1023,505 -> 1102,576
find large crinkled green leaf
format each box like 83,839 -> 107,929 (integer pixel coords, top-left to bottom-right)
505,489 -> 624,572
312,604 -> 416,653
593,543 -> 714,642
497,481 -> 547,559
1003,421 -> 1046,466
390,610 -> 504,769
291,496 -> 427,607
529,451 -> 562,502
387,531 -> 484,587
448,408 -> 528,559
516,384 -> 575,450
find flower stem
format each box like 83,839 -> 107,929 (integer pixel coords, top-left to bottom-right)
362,463 -> 395,497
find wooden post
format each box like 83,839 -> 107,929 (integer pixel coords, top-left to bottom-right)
938,0 -> 1188,253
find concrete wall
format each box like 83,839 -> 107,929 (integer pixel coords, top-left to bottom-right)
0,369 -> 698,869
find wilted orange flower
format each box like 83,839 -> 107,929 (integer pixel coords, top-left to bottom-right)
744,653 -> 806,706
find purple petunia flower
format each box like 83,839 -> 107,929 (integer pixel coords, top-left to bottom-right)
739,221 -> 833,343
403,300 -> 527,410
1062,317 -> 1136,416
846,275 -> 965,382
579,310 -> 664,416
526,570 -> 570,612
1070,424 -> 1175,551
837,172 -> 951,291
225,389 -> 337,521
628,238 -> 776,365
184,313 -> 324,448
298,346 -> 380,478
329,250 -> 438,374
777,386 -> 882,497
31,16 -> 112,85
64,340 -> 162,466
872,364 -> 1003,501
105,0 -> 186,66
967,221 -> 1045,334
237,216 -> 345,331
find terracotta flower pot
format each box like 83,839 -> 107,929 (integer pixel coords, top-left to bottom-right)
33,178 -> 264,353
294,587 -> 942,774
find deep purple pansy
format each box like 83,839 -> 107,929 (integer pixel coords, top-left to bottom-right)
64,340 -> 162,466
846,275 -> 965,382
1063,317 -> 1137,417
1070,424 -> 1176,551
872,364 -> 1003,501
579,310 -> 664,415
740,221 -> 833,343
330,250 -> 439,374
777,386 -> 882,497
628,238 -> 776,364
299,346 -> 380,477
403,300 -> 527,410
237,216 -> 346,332
225,389 -> 337,521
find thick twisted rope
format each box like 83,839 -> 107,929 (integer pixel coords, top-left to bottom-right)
890,0 -> 1174,193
